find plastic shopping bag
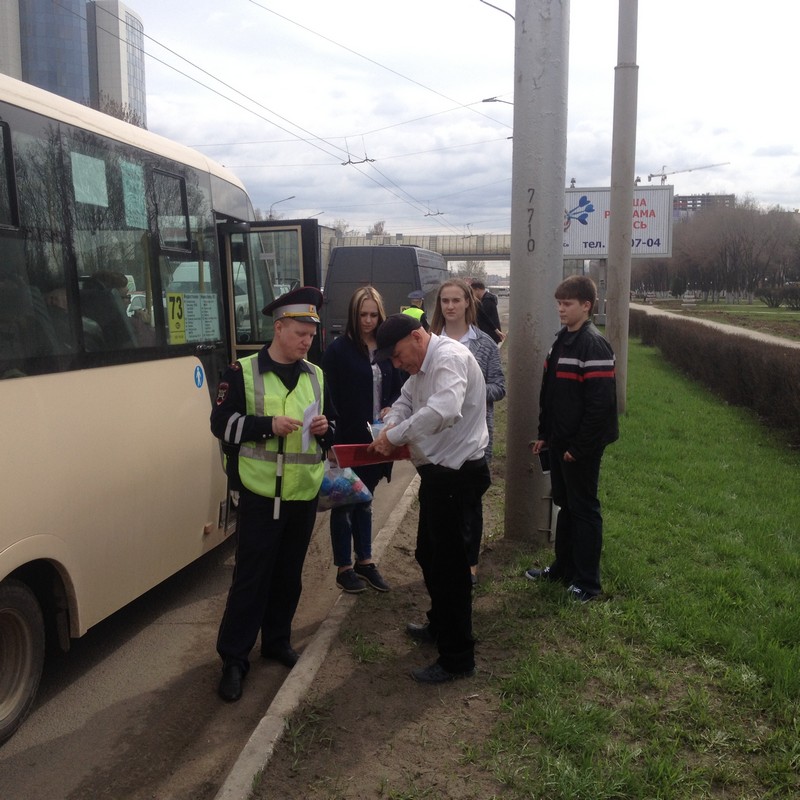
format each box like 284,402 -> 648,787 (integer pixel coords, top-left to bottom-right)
317,464 -> 373,512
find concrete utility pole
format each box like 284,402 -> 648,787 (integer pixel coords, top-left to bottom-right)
505,0 -> 570,543
605,0 -> 639,413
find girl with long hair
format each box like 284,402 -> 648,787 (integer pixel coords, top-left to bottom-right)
321,286 -> 404,593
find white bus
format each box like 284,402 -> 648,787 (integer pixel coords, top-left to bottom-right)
0,74 -> 323,744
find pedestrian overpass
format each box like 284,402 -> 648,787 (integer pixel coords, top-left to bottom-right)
322,232 -> 512,265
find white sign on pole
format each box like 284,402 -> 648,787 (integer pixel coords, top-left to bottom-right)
563,185 -> 673,258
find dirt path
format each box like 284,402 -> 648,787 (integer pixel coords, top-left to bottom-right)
259,480 -> 516,799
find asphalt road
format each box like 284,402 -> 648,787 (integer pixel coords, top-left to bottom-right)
0,460 -> 417,800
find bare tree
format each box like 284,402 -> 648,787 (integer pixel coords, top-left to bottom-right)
331,219 -> 360,238
93,93 -> 146,129
367,220 -> 388,236
451,260 -> 487,281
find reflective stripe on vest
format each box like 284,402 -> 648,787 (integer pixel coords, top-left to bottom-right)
237,355 -> 324,499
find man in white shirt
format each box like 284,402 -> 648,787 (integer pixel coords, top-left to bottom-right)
369,314 -> 490,683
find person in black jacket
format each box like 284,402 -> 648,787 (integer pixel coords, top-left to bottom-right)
470,281 -> 505,344
322,287 -> 405,593
524,275 -> 618,602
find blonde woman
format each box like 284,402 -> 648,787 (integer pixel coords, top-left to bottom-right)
322,287 -> 404,593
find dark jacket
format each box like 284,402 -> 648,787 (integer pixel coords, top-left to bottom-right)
322,334 -> 405,487
538,320 -> 619,460
476,291 -> 502,343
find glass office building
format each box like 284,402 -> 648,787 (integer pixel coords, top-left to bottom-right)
124,9 -> 147,126
88,1 -> 147,126
19,0 -> 91,105
5,0 -> 146,126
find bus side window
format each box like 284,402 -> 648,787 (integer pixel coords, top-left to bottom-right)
0,278 -> 62,376
79,278 -> 137,350
0,279 -> 28,374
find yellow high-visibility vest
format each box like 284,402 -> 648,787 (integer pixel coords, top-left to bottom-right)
237,354 -> 324,499
402,306 -> 425,321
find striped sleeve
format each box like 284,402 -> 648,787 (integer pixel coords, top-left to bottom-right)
555,356 -> 615,381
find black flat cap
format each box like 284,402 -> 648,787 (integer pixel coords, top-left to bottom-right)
372,313 -> 422,363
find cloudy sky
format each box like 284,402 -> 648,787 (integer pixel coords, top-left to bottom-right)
133,0 -> 799,238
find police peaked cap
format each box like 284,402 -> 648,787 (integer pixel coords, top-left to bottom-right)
262,286 -> 324,323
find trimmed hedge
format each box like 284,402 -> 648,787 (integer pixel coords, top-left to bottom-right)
629,306 -> 800,446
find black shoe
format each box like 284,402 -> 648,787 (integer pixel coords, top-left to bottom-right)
336,568 -> 368,593
524,565 -> 558,582
260,643 -> 300,668
405,621 -> 437,644
354,562 -> 391,592
218,663 -> 244,702
410,662 -> 475,684
567,584 -> 598,604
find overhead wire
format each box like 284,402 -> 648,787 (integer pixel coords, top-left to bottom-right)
225,136 -> 512,167
246,0 -> 512,130
50,0 -> 494,234
191,101 -> 509,149
50,0 -> 346,162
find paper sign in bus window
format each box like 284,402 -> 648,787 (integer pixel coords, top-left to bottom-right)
120,161 -> 147,229
167,292 -> 220,344
70,152 -> 109,207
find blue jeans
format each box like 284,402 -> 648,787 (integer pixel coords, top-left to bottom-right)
330,501 -> 373,566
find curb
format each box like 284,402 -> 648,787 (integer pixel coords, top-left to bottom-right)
213,474 -> 420,800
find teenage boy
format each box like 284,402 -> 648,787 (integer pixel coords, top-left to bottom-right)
524,275 -> 618,601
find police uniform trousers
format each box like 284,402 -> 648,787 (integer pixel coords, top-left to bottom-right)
216,489 -> 318,673
415,457 -> 491,674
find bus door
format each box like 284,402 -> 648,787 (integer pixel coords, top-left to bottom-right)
218,219 -> 322,365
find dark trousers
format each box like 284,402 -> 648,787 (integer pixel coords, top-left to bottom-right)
416,458 -> 491,673
216,490 -> 317,672
548,446 -> 604,596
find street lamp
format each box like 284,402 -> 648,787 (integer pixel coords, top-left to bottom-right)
482,96 -> 514,105
268,195 -> 295,219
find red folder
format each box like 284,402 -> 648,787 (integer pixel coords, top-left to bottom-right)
332,443 -> 411,468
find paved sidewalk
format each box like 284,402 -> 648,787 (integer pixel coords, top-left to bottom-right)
213,475 -> 420,800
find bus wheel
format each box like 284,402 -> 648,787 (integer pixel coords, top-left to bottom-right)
0,579 -> 45,746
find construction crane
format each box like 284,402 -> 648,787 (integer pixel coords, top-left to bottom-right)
647,162 -> 730,185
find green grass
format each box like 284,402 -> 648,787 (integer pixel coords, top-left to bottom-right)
477,338 -> 800,799
648,300 -> 800,340
345,630 -> 389,664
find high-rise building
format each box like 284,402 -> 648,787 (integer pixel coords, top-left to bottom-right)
0,1 -> 26,82
88,1 -> 147,127
0,0 -> 147,126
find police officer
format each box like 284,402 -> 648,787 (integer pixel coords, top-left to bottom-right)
403,290 -> 430,331
211,287 -> 332,702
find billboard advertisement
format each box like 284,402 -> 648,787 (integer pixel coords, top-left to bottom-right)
563,185 -> 673,259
